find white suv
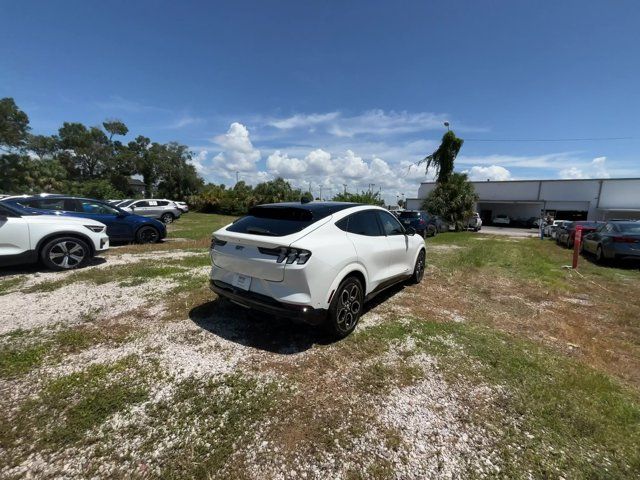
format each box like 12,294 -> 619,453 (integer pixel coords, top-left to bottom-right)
0,203 -> 109,270
209,202 -> 426,337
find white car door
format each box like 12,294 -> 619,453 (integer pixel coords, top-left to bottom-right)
376,210 -> 412,277
343,210 -> 390,292
0,206 -> 30,256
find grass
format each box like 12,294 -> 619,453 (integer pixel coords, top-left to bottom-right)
0,276 -> 25,295
0,356 -> 150,463
121,373 -> 282,478
0,323 -> 135,379
352,319 -> 640,478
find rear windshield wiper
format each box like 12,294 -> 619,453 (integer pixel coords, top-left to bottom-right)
246,227 -> 278,236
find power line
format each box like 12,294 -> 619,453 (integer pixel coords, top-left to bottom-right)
464,136 -> 637,143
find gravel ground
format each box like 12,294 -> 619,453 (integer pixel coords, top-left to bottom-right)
1,248 -> 504,479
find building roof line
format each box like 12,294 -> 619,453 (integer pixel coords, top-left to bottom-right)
419,177 -> 640,185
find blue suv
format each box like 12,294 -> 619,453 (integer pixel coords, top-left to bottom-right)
2,195 -> 167,244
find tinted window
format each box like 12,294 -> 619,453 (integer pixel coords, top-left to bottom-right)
378,211 -> 405,235
157,201 -> 169,206
398,211 -> 420,219
618,223 -> 640,233
344,210 -> 383,236
133,201 -> 150,207
21,198 -> 75,211
78,200 -> 119,215
228,207 -> 316,236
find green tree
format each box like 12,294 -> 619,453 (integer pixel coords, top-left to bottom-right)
417,130 -> 464,184
102,119 -> 128,141
421,172 -> 478,230
253,177 -> 303,204
0,97 -> 30,151
332,190 -> 384,206
57,122 -> 111,179
155,143 -> 204,199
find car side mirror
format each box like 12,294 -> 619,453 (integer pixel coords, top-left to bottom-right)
405,227 -> 416,236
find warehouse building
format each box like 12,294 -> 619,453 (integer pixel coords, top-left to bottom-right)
406,178 -> 640,224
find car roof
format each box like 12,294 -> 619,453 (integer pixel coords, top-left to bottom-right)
250,201 -> 365,221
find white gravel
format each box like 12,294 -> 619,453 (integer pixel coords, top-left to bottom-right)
0,277 -> 177,335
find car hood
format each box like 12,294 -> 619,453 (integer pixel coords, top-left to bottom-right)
24,214 -> 106,228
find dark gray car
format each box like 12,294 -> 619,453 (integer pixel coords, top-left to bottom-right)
582,221 -> 640,263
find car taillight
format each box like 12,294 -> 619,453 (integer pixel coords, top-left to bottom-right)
419,219 -> 425,225
258,246 -> 312,264
211,237 -> 227,249
613,236 -> 639,243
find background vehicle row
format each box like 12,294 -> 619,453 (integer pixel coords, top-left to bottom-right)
1,195 -> 167,244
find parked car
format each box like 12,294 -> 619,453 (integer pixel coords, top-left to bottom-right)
175,201 -> 189,213
119,199 -> 182,224
581,221 -> 640,263
466,212 -> 482,231
397,210 -> 434,237
544,220 -> 570,238
556,221 -> 600,248
209,202 -> 426,338
2,195 -> 166,244
493,214 -> 511,226
0,202 -> 109,270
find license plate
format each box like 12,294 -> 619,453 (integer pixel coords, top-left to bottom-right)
232,273 -> 251,291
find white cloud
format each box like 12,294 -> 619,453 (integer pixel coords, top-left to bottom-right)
262,109 -> 478,138
465,165 -> 513,181
188,149 -> 209,174
212,122 -> 261,172
305,149 -> 335,174
341,150 -> 370,178
266,151 -> 308,176
559,156 -> 610,179
268,112 -> 340,130
168,115 -> 204,129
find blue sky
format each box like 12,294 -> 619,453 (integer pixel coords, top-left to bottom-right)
1,0 -> 639,202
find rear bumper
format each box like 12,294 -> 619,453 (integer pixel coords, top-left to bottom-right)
209,279 -> 327,325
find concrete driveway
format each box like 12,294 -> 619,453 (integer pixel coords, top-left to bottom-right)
479,226 -> 540,238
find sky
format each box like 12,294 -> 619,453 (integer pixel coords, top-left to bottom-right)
1,0 -> 639,204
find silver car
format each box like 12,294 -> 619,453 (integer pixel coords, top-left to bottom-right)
121,199 -> 182,224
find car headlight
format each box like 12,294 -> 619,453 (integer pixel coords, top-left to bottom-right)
85,225 -> 106,233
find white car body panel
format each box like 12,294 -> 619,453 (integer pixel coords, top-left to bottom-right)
0,209 -> 109,266
210,204 -> 425,312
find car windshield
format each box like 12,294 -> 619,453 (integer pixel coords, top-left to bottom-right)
118,200 -> 135,207
618,223 -> 640,233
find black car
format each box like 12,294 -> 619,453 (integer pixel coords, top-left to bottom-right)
397,211 -> 448,237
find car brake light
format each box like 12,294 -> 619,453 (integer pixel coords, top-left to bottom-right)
613,236 -> 639,243
258,246 -> 312,264
419,219 -> 425,225
211,237 -> 227,249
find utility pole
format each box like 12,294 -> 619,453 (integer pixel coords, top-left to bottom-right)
343,183 -> 347,194
319,186 -> 323,201
235,171 -> 239,185
368,183 -> 376,193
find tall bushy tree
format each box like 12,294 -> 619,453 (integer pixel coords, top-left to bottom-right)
417,130 -> 464,184
422,172 -> 478,230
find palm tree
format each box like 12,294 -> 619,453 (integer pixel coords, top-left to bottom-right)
417,130 -> 464,184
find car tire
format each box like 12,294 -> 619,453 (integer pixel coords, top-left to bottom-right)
567,237 -> 574,249
160,213 -> 175,224
409,249 -> 426,285
327,276 -> 364,338
596,245 -> 606,264
136,226 -> 160,244
40,236 -> 90,271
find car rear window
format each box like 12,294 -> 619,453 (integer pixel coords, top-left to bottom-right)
227,206 -> 316,236
618,223 -> 640,233
398,211 -> 420,219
